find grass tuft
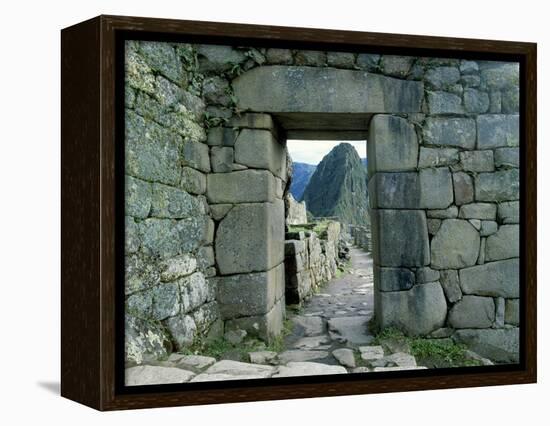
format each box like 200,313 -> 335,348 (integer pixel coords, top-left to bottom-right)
373,327 -> 483,368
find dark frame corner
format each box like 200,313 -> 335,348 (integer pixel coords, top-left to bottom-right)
61,14 -> 537,411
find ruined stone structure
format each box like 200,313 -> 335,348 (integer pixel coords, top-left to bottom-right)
124,40 -> 520,364
285,221 -> 341,304
285,193 -> 308,225
350,224 -> 372,252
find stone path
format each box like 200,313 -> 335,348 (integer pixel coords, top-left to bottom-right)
126,246 -> 427,386
282,246 -> 376,364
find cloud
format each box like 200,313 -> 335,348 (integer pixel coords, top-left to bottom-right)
287,140 -> 367,165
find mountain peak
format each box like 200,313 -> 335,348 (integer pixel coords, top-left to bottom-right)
300,143 -> 369,226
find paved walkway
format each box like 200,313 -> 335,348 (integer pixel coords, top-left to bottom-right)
282,246 -> 375,365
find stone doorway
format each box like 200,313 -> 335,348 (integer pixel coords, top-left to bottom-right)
226,64 -> 427,340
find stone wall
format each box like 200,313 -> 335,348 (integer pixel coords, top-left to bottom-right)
124,39 -> 520,364
366,60 -> 520,363
350,224 -> 372,252
124,41 -> 223,364
285,222 -> 341,304
286,193 -> 308,225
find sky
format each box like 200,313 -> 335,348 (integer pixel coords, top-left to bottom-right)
286,140 -> 367,165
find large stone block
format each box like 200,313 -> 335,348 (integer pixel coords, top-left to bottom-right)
179,271 -> 210,314
215,200 -> 284,275
419,168 -> 454,209
215,264 -> 284,319
463,88 -> 490,113
125,111 -> 181,185
232,66 -> 424,113
125,315 -> 170,364
295,50 -> 326,67
126,290 -> 153,318
160,253 -> 197,282
228,113 -> 278,132
418,147 -> 459,168
416,267 -> 440,284
505,299 -> 520,326
426,206 -> 458,219
502,88 -> 520,113
225,298 -> 285,341
234,129 -> 286,179
452,172 -> 474,206
139,216 -> 209,259
125,217 -> 141,254
265,48 -> 293,65
368,172 -> 419,209
423,117 -> 476,149
134,95 -> 206,144
182,140 -> 211,173
460,150 -> 494,172
448,296 -> 495,328
430,219 -> 480,269
202,76 -> 231,106
369,168 -> 452,210
494,147 -> 520,168
192,301 -> 220,333
374,265 -> 415,292
453,328 -> 519,363
379,55 -> 414,78
477,114 -> 519,149
480,220 -> 498,236
475,169 -> 519,201
125,175 -> 152,218
206,170 -> 276,204
498,201 -> 520,224
425,66 -> 460,89
151,282 -> 180,320
207,127 -> 238,146
458,203 -> 497,220
356,54 -> 380,71
367,115 -> 418,173
486,225 -> 519,261
180,167 -> 206,195
427,91 -> 463,114
376,282 -> 447,336
371,209 -> 429,267
210,146 -> 234,173
459,259 -> 519,298
137,41 -> 184,84
327,51 -> 356,68
480,62 -> 519,91
165,315 -> 197,350
196,44 -> 246,73
150,183 -> 204,218
439,269 -> 462,303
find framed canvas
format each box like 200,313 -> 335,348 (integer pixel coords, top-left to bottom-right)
61,15 -> 537,411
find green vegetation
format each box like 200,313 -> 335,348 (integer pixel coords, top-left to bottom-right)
335,258 -> 352,279
182,314 -> 295,362
288,220 -> 331,239
373,327 -> 482,368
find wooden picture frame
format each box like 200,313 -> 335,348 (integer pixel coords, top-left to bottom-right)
61,14 -> 536,411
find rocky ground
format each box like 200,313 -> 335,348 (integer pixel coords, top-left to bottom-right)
126,246 -> 437,386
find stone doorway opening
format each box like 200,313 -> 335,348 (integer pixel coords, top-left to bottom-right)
283,135 -> 375,356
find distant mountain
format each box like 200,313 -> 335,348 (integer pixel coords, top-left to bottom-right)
301,143 -> 369,226
289,158 -> 367,201
289,162 -> 317,201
